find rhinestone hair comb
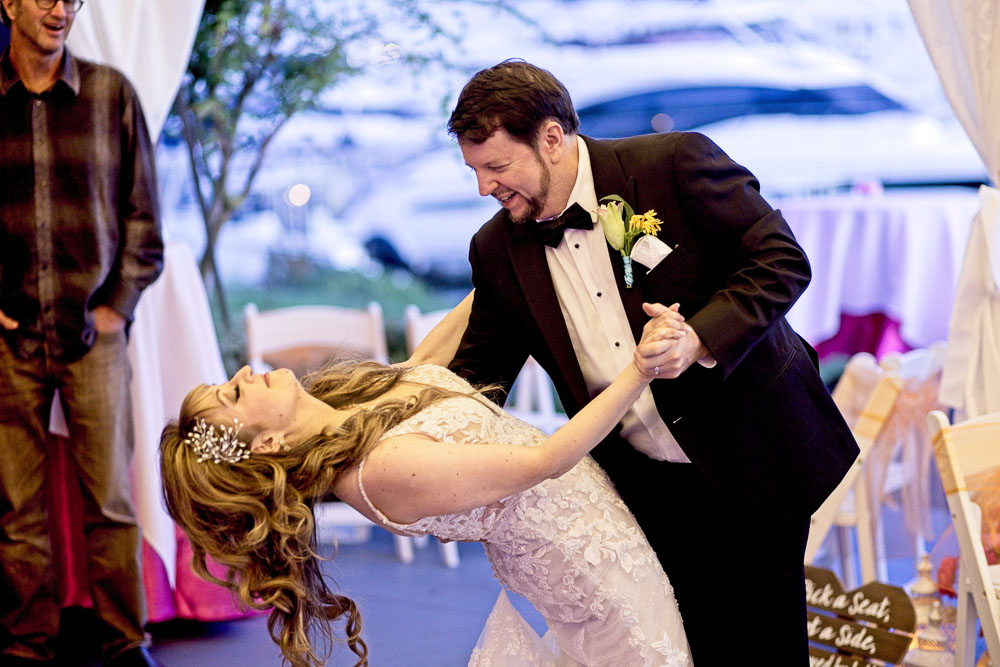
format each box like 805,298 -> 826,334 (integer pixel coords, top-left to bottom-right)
184,418 -> 250,464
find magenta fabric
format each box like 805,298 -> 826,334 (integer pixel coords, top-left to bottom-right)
47,436 -> 257,622
814,312 -> 914,361
46,436 -> 91,609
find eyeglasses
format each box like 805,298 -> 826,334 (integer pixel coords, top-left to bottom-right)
34,0 -> 85,12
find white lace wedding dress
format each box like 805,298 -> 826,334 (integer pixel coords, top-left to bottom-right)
357,365 -> 691,666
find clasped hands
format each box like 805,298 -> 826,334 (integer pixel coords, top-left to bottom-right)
633,302 -> 712,379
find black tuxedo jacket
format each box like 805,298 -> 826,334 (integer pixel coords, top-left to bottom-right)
450,131 -> 858,521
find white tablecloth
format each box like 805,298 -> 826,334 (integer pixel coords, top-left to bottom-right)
779,188 -> 981,349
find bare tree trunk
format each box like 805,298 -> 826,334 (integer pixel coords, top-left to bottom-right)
198,241 -> 232,331
177,92 -> 233,331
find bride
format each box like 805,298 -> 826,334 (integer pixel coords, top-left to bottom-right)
159,294 -> 692,667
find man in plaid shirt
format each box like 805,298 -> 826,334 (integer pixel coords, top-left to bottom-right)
0,1 -> 163,664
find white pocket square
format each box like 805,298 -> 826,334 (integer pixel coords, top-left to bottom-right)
629,235 -> 673,271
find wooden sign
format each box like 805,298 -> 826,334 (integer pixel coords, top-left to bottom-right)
809,646 -> 878,667
805,566 -> 916,631
805,566 -> 916,665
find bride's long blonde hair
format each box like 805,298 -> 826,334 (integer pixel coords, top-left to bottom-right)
159,360 -> 474,667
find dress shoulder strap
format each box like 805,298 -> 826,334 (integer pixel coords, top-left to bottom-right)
355,457 -> 420,535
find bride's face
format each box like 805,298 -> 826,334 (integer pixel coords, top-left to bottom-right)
210,365 -> 304,443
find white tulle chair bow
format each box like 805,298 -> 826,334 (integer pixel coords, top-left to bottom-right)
807,345 -> 945,586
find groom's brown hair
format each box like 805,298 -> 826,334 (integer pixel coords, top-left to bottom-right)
448,59 -> 580,146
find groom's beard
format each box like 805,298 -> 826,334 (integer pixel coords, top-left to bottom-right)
509,151 -> 552,224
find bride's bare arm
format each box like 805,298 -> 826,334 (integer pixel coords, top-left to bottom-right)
394,290 -> 474,368
364,304 -> 685,524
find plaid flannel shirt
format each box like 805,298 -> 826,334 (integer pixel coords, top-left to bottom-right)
0,47 -> 163,360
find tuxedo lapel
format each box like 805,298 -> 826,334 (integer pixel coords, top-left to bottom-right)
585,136 -> 646,344
506,220 -> 592,410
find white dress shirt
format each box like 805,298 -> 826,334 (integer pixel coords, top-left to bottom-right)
541,136 -> 690,463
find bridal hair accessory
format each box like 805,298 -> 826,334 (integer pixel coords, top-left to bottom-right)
595,195 -> 663,288
185,418 -> 249,464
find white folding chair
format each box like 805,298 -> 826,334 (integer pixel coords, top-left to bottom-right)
404,303 -> 567,434
402,303 -> 571,565
243,301 -> 416,564
870,345 -> 945,580
807,346 -> 945,586
807,352 -> 899,587
244,301 -> 388,375
400,304 -> 464,568
402,304 -> 453,357
927,410 -> 1000,667
504,357 -> 568,435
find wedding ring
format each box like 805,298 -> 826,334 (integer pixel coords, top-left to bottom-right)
653,366 -> 660,376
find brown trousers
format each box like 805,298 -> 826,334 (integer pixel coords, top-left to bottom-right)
0,332 -> 147,662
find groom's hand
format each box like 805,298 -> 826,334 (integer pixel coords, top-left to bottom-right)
634,303 -> 685,377
640,303 -> 713,378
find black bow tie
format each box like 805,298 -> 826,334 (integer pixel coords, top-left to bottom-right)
534,202 -> 594,248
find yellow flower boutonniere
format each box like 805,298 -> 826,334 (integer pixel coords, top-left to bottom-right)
595,195 -> 663,287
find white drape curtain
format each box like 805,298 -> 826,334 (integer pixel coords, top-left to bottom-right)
907,0 -> 1000,419
66,0 -> 204,139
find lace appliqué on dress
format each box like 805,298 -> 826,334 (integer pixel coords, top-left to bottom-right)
355,364 -> 691,666
469,590 -> 557,667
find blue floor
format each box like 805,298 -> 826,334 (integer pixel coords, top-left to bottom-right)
146,531 -> 546,666
142,486 -> 987,666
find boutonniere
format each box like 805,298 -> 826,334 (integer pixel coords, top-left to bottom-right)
595,195 -> 663,287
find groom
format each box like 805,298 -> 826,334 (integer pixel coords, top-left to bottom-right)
446,59 -> 859,663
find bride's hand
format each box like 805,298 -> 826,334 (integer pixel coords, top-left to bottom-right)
633,303 -> 686,378
638,302 -> 714,378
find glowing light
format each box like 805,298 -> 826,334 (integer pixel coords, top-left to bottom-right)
285,184 -> 311,207
651,113 -> 674,133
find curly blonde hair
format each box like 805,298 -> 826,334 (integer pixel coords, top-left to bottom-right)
160,360 -> 477,667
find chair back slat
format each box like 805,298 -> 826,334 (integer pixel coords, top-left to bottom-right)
244,302 -> 388,377
927,409 -> 1000,666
